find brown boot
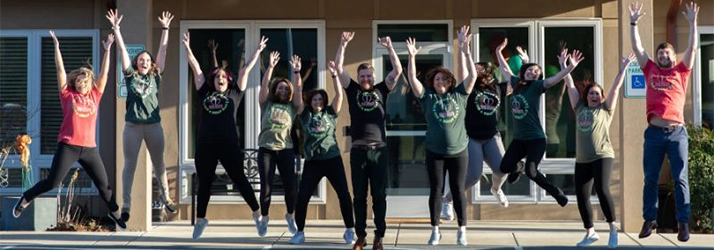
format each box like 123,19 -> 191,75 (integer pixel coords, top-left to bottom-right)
352,236 -> 367,250
372,237 -> 383,250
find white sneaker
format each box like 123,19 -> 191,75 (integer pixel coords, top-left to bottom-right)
457,229 -> 468,246
258,216 -> 269,237
192,218 -> 208,239
608,229 -> 618,249
288,231 -> 305,244
576,232 -> 600,246
491,189 -> 509,207
440,202 -> 454,221
285,213 -> 297,235
343,228 -> 356,244
428,230 -> 442,245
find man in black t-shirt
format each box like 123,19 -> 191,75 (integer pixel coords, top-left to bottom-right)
335,31 -> 402,250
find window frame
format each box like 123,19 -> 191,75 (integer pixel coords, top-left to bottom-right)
693,26 -> 714,126
0,29 -> 100,195
177,20 -> 327,205
471,19 -> 603,205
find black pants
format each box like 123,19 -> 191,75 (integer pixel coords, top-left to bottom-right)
500,138 -> 564,198
258,147 -> 297,216
426,149 -> 468,227
195,142 -> 259,218
350,146 -> 389,238
575,158 -> 616,228
295,155 -> 354,231
24,142 -> 119,212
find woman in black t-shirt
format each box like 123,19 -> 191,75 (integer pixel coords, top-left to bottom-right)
183,32 -> 267,239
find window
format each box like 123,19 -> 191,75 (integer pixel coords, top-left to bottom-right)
472,19 -> 602,204
0,30 -> 99,194
178,21 -> 326,204
695,27 -> 714,129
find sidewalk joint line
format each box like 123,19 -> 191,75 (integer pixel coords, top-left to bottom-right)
393,223 -> 401,247
623,232 -> 643,247
657,233 -> 679,247
273,231 -> 286,246
511,232 -> 520,247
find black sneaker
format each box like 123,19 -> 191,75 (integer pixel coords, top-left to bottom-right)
13,196 -> 27,218
108,212 -> 127,230
121,211 -> 130,222
164,201 -> 177,214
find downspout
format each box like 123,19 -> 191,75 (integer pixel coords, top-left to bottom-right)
666,0 -> 682,46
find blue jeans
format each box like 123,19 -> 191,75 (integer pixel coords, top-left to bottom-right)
642,125 -> 690,223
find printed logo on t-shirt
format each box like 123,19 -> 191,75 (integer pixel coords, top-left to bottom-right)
648,74 -> 678,91
356,90 -> 380,112
202,92 -> 229,115
130,76 -> 153,98
72,94 -> 97,118
432,97 -> 459,124
510,94 -> 529,120
475,91 -> 500,116
576,108 -> 595,132
269,104 -> 292,131
307,112 -> 331,137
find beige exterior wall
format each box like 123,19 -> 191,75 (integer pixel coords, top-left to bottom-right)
3,0 -> 709,232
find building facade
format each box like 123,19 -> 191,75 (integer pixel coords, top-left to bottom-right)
1,0 -> 712,232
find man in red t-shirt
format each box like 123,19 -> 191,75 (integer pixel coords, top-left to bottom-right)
629,1 -> 699,242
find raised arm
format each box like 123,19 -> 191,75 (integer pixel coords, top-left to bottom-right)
155,11 -> 174,73
327,60 -> 344,113
335,31 -> 354,89
458,26 -> 477,94
96,34 -> 115,93
379,36 -> 403,91
208,39 -> 219,68
106,9 -> 132,72
290,55 -> 304,111
237,36 -> 267,91
301,57 -> 317,82
495,38 -> 515,83
406,38 -> 424,98
49,31 -> 67,93
606,54 -> 636,111
681,2 -> 699,69
182,32 -> 205,90
259,51 -> 280,106
544,48 -> 584,89
559,48 -> 579,110
629,1 -> 650,67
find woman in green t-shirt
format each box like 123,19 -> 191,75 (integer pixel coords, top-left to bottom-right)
405,26 -> 477,246
564,50 -> 634,248
288,61 -> 355,245
494,38 -> 583,208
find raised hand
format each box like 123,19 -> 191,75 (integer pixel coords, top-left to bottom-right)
459,33 -> 472,54
327,60 -> 337,76
406,37 -> 421,56
496,38 -> 508,52
310,57 -> 317,68
268,51 -> 280,68
257,36 -> 268,52
103,33 -> 115,51
49,30 -> 59,45
516,46 -> 529,63
682,2 -> 699,24
106,9 -> 123,28
208,39 -> 218,52
569,49 -> 585,68
290,55 -> 302,72
340,32 -> 355,45
622,53 -> 636,67
378,36 -> 393,49
457,25 -> 470,44
557,48 -> 569,68
629,1 -> 646,24
182,32 -> 191,48
158,11 -> 174,29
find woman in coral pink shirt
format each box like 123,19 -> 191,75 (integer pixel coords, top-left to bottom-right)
12,31 -> 126,230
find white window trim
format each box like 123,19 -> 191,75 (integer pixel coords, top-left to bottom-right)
178,20 -> 327,205
471,19 -> 603,205
693,26 -> 714,126
0,29 -> 99,195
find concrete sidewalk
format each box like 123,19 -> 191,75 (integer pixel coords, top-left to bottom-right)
0,220 -> 712,249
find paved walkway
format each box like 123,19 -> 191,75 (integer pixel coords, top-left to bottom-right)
1,220 -> 712,249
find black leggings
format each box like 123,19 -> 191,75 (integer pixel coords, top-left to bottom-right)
295,156 -> 354,231
575,158 -> 616,228
24,142 -> 119,212
500,138 -> 564,198
258,147 -> 297,216
426,149 -> 468,227
195,142 -> 259,218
